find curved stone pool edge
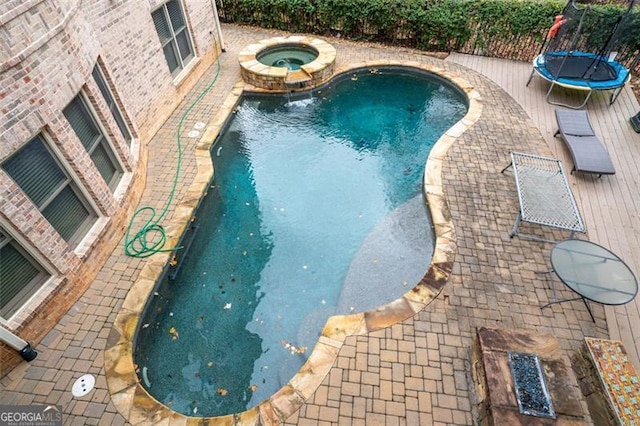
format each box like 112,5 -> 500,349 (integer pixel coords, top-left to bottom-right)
104,60 -> 482,425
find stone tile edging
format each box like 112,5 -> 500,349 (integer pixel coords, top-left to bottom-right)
105,61 -> 482,425
239,35 -> 337,91
573,337 -> 640,425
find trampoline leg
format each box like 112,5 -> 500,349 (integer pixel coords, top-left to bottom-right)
575,91 -> 593,109
526,68 -> 536,87
610,87 -> 623,105
545,82 -> 557,104
545,82 -> 593,110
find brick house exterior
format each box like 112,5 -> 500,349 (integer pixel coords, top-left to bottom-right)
0,0 -> 222,374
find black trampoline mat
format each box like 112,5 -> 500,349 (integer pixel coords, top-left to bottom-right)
545,55 -> 617,82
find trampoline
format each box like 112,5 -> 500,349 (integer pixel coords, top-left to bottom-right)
527,0 -> 637,109
528,51 -> 630,109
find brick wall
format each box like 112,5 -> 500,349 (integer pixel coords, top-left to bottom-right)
0,0 -> 221,374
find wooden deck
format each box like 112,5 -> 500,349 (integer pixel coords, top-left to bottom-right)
447,53 -> 640,369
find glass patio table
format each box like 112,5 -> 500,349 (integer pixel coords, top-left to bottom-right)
542,239 -> 638,322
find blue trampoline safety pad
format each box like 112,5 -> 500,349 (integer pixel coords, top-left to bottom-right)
533,51 -> 630,91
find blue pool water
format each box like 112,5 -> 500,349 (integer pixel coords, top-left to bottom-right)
257,45 -> 318,70
134,67 -> 467,417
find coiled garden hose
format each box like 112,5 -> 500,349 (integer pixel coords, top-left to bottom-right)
124,35 -> 222,258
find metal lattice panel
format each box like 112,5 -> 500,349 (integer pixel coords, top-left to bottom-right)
511,152 -> 585,233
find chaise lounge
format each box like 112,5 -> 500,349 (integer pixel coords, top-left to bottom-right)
554,109 -> 616,177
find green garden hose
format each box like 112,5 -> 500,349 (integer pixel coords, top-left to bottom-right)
124,35 -> 222,258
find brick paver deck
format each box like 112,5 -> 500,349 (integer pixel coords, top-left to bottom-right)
2,24 -> 638,425
448,52 -> 640,370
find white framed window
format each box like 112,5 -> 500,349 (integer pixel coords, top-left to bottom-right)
92,64 -> 133,146
1,135 -> 97,245
0,228 -> 50,318
152,0 -> 195,77
63,93 -> 123,191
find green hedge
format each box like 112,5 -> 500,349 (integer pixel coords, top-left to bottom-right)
217,0 -> 639,66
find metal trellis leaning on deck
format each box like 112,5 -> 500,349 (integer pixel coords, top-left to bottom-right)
501,152 -> 585,243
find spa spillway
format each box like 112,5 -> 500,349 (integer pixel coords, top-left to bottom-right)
239,36 -> 336,91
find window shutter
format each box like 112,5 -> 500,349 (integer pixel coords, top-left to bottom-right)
167,0 -> 186,32
90,143 -> 117,185
42,186 -> 91,242
163,44 -> 180,73
152,8 -> 171,43
92,66 -> 132,143
64,94 -> 122,190
152,1 -> 193,75
3,136 -> 66,207
63,97 -> 101,152
175,31 -> 191,61
0,243 -> 41,317
2,134 -> 97,245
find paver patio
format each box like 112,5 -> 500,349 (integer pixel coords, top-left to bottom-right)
447,52 -> 640,368
1,23 -> 638,425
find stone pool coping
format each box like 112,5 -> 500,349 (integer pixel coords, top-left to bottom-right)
104,60 -> 482,425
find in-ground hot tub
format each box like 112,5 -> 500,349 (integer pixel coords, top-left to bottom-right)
257,44 -> 318,70
239,36 -> 336,91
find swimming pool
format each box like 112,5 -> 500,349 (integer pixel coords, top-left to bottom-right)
133,67 -> 468,417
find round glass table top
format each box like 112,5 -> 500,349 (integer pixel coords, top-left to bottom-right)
551,239 -> 638,305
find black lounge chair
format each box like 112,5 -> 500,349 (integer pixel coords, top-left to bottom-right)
554,109 -> 616,177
